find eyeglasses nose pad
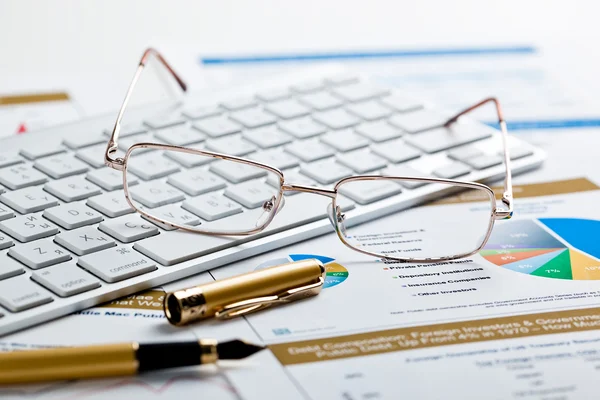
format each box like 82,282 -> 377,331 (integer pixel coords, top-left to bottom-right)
326,203 -> 347,237
255,195 -> 286,228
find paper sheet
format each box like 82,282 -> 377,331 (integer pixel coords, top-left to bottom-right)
5,176 -> 600,399
0,92 -> 81,138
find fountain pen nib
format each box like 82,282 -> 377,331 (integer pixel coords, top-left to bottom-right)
216,339 -> 266,360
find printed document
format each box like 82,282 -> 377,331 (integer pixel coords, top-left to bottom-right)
4,177 -> 600,399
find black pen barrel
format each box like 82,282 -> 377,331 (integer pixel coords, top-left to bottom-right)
137,340 -> 216,372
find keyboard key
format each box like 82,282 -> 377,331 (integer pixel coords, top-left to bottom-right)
0,276 -> 53,312
167,168 -> 226,196
0,204 -> 14,221
34,155 -> 89,179
210,160 -> 268,183
379,95 -> 423,113
193,116 -> 242,138
371,139 -> 421,163
433,161 -> 472,179
0,213 -> 59,242
388,109 -> 450,133
336,149 -> 387,173
55,226 -> 116,255
75,144 -> 107,168
224,181 -> 278,209
0,187 -> 59,214
182,193 -> 242,221
285,139 -> 335,162
505,146 -> 534,161
163,145 -> 213,168
86,167 -> 137,191
447,145 -> 484,162
144,114 -> 186,129
242,126 -> 293,148
32,263 -> 101,297
250,149 -> 300,170
300,159 -> 353,184
154,125 -> 206,146
220,97 -> 257,111
383,165 -> 429,189
320,129 -> 369,152
0,153 -> 24,168
63,134 -> 105,150
0,253 -> 25,280
127,153 -> 180,181
103,122 -> 147,137
464,154 -> 504,170
229,108 -> 277,128
44,177 -> 102,202
129,182 -> 185,208
290,81 -> 325,94
87,193 -> 135,218
313,109 -> 361,130
265,99 -> 311,119
339,179 -> 402,205
78,246 -> 157,283
255,88 -> 290,102
404,125 -> 493,154
43,202 -> 103,230
346,100 -> 393,121
298,92 -> 344,111
355,121 -> 403,142
206,135 -> 257,156
278,117 -> 326,139
182,105 -> 222,120
330,83 -> 389,102
141,204 -> 201,231
20,144 -> 66,160
0,233 -> 14,251
9,240 -> 72,269
0,164 -> 48,190
99,215 -> 160,243
118,134 -> 157,155
324,74 -> 359,86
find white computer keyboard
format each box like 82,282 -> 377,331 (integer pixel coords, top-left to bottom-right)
0,67 -> 545,336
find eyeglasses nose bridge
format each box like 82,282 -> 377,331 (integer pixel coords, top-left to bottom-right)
281,183 -> 337,198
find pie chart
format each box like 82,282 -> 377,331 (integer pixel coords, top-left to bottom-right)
255,254 -> 348,288
480,218 -> 600,280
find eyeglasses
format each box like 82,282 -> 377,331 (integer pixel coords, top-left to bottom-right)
104,48 -> 513,262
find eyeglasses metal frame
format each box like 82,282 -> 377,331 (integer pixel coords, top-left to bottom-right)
105,47 -> 514,262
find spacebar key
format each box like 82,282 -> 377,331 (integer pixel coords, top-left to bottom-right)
134,194 -> 345,266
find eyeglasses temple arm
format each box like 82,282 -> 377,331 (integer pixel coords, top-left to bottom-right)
443,97 -> 513,219
105,48 -> 187,170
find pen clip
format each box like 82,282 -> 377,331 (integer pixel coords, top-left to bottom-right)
214,277 -> 324,320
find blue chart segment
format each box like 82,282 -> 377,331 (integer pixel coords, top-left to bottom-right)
538,218 -> 600,260
256,254 -> 348,289
481,218 -> 600,280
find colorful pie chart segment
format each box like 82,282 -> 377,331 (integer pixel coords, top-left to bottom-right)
480,218 -> 600,280
289,254 -> 349,288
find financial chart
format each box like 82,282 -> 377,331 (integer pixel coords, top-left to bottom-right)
481,218 -> 600,280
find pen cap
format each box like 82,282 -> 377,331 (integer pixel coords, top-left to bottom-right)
164,259 -> 325,325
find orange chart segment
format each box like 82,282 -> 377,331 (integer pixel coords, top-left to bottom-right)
483,248 -> 562,266
570,249 -> 600,280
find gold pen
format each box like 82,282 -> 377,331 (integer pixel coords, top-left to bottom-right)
164,258 -> 325,325
0,338 -> 264,385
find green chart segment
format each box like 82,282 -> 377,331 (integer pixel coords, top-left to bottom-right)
480,218 -> 600,280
